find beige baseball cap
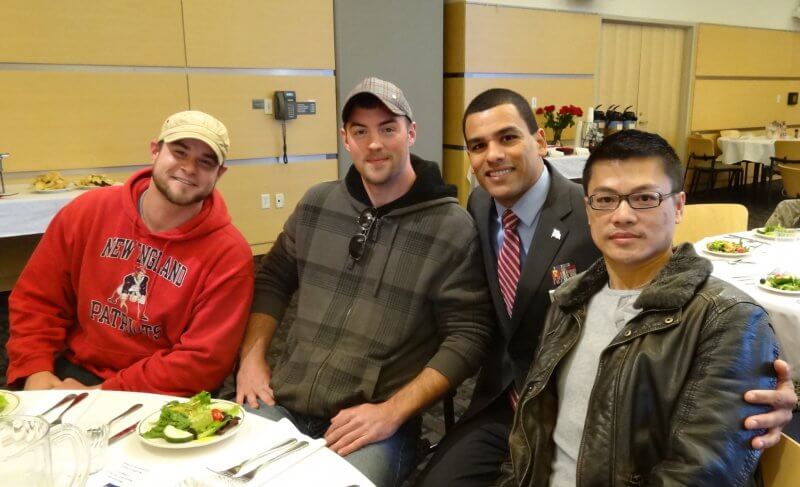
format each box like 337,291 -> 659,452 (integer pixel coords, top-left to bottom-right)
342,77 -> 414,123
158,111 -> 230,165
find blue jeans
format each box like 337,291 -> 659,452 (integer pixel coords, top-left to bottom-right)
246,401 -> 421,487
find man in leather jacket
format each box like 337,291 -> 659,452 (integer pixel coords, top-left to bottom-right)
498,130 -> 782,486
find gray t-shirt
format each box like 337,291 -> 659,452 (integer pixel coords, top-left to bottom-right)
549,284 -> 642,487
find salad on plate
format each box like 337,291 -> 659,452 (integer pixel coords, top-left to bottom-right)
705,239 -> 749,255
754,225 -> 798,239
140,391 -> 243,445
759,273 -> 800,293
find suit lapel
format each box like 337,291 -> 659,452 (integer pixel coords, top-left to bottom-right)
470,188 -> 512,332
511,165 -> 576,328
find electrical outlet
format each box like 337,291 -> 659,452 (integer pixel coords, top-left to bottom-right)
263,99 -> 273,115
275,193 -> 285,208
261,193 -> 270,209
531,97 -> 537,109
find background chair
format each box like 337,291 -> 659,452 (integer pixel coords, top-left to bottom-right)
672,203 -> 748,245
760,433 -> 800,487
685,135 -> 743,194
779,163 -> 800,198
768,140 -> 800,190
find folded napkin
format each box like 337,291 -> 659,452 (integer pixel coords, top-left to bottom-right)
574,147 -> 590,156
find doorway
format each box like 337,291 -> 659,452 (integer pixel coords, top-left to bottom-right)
597,21 -> 691,157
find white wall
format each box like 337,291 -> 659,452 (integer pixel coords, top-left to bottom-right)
456,0 -> 800,31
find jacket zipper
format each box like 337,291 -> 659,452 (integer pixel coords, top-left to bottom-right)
519,307 -> 585,484
305,305 -> 354,413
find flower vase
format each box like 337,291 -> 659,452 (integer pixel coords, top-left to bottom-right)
550,128 -> 563,147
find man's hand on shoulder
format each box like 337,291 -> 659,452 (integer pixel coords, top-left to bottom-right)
324,402 -> 403,457
235,353 -> 276,409
24,371 -> 63,390
743,359 -> 797,449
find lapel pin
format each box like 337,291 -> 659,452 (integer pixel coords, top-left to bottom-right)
551,228 -> 562,240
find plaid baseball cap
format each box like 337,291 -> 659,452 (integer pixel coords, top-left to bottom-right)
342,77 -> 414,123
158,111 -> 230,165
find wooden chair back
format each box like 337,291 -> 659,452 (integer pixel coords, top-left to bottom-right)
672,203 -> 748,245
761,433 -> 800,487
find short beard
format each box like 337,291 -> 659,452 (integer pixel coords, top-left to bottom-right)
152,173 -> 209,206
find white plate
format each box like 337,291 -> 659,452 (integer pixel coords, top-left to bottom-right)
137,399 -> 244,449
32,187 -> 72,193
751,228 -> 799,240
0,390 -> 21,416
757,282 -> 800,296
703,246 -> 751,258
75,182 -> 120,190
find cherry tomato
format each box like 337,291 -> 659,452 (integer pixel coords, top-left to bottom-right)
211,408 -> 224,422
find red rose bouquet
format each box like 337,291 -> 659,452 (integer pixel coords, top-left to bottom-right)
535,104 -> 583,145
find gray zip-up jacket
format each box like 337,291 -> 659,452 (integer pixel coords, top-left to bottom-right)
252,157 -> 494,417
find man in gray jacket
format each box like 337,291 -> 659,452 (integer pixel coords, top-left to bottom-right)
235,78 -> 493,487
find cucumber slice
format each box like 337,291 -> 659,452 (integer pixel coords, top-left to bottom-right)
163,424 -> 195,443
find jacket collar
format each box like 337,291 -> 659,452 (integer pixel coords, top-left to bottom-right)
554,243 -> 713,312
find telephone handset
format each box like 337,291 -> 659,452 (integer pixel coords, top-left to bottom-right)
274,91 -> 297,120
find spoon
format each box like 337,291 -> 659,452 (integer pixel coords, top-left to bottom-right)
107,403 -> 143,426
39,393 -> 77,416
50,392 -> 89,426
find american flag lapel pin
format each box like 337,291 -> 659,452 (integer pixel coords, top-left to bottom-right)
551,228 -> 561,240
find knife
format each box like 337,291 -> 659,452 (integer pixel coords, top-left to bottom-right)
109,422 -> 138,445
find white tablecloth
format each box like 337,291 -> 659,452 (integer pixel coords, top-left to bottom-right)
716,136 -> 783,166
11,390 -> 374,487
694,233 -> 800,381
547,155 -> 588,181
0,184 -> 82,238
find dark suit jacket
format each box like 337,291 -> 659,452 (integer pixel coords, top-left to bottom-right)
463,161 -> 601,419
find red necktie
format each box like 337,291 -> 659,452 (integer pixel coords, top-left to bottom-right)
497,209 -> 521,317
498,209 -> 522,410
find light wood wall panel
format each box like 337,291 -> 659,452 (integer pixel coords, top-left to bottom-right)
695,24 -> 797,77
444,78 -> 595,146
442,149 -> 473,206
188,75 -> 338,160
183,0 -> 335,68
215,160 -> 338,247
451,4 -> 599,74
691,79 -> 800,131
0,0 -> 185,66
0,71 -> 188,172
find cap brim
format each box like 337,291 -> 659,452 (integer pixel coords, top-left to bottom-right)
161,132 -> 225,165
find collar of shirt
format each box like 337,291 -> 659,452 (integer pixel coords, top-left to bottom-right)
491,165 -> 551,267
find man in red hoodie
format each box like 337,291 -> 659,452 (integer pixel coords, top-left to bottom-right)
6,111 -> 254,396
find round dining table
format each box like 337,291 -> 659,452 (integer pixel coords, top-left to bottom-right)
10,389 -> 375,487
694,232 -> 800,382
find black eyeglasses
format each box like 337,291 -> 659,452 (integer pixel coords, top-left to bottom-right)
349,207 -> 378,262
588,191 -> 678,211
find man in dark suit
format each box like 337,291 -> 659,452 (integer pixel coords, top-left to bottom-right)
417,88 -> 796,486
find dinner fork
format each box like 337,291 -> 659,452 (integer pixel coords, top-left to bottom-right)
50,392 -> 89,426
235,440 -> 309,482
209,438 -> 298,477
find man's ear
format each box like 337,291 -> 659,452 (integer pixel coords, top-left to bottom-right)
217,165 -> 228,178
674,191 -> 686,224
149,140 -> 161,162
340,127 -> 350,151
534,128 -> 548,157
407,120 -> 417,147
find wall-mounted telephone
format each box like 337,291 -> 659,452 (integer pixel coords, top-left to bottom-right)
274,91 -> 297,120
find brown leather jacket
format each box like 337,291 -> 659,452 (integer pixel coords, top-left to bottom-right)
498,244 -> 778,487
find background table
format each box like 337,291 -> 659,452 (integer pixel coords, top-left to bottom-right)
13,390 -> 374,487
0,184 -> 81,238
717,136 -> 778,167
694,233 -> 800,382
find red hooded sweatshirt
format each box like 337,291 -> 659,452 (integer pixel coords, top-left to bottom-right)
7,168 -> 254,396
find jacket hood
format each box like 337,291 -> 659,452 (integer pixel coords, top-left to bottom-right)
344,154 -> 458,216
554,243 -> 713,311
122,167 -> 232,241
